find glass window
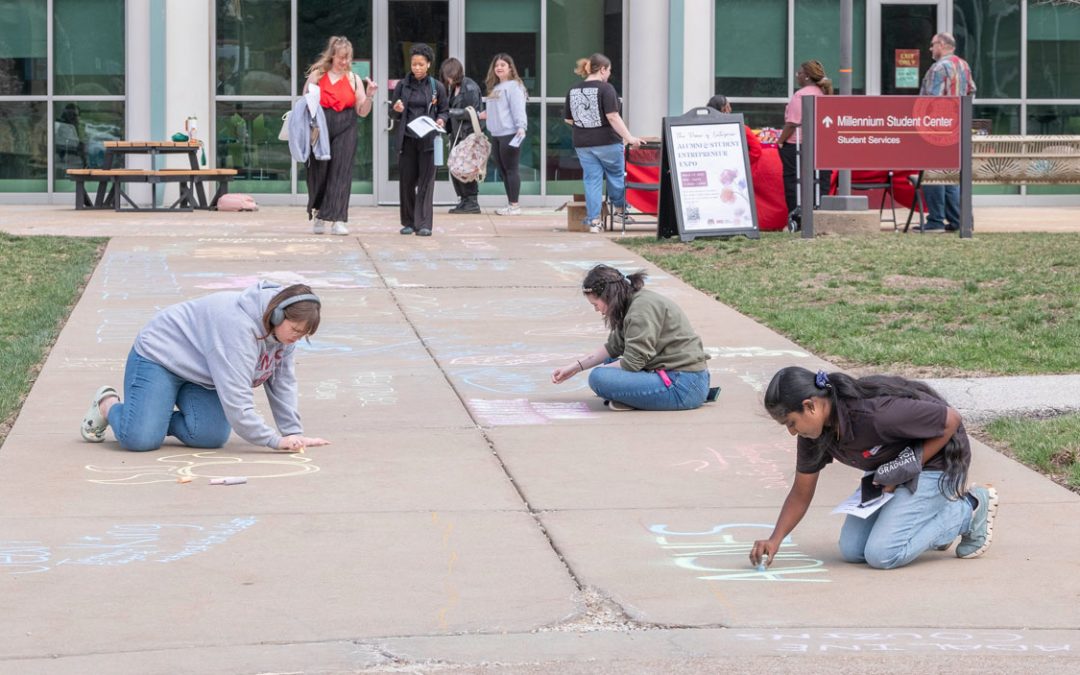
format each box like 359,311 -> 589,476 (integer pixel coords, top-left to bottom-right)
545,102 -> 581,195
53,0 -> 125,96
1028,0 -> 1080,99
547,0 -> 622,96
954,1 -> 1020,100
216,101 -> 292,193
1026,105 -> 1080,195
53,100 -> 124,191
216,0 -> 290,96
794,0 -> 865,94
481,101 -> 540,195
715,0 -> 786,97
0,0 -> 47,95
0,101 -> 47,192
730,102 -> 786,132
465,0 -> 540,94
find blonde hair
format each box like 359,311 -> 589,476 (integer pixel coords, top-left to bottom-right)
306,36 -> 352,78
484,53 -> 527,96
574,53 -> 611,78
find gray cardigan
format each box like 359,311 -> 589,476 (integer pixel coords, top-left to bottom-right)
287,95 -> 330,162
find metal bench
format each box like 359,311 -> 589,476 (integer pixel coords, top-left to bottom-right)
905,135 -> 1080,231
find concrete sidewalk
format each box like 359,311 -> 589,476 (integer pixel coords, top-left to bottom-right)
1,205 -> 1079,674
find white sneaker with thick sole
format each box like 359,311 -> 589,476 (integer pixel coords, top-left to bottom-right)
330,221 -> 349,236
588,221 -> 605,234
495,205 -> 522,216
312,219 -> 326,234
81,385 -> 118,442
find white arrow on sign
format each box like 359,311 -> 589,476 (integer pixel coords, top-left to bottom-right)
821,116 -> 834,128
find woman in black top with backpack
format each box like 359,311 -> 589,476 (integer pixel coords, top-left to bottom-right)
390,43 -> 449,237
439,57 -> 484,215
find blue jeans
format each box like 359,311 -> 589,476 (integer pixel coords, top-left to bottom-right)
107,348 -> 232,452
838,470 -> 973,569
588,365 -> 710,411
575,143 -> 626,223
922,185 -> 960,229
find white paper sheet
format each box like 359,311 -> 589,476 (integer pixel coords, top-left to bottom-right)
406,115 -> 447,138
831,488 -> 895,519
509,134 -> 524,148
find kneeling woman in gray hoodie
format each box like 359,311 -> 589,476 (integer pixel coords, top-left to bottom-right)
80,282 -> 329,453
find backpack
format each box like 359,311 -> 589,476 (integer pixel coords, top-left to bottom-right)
448,106 -> 491,183
216,193 -> 258,211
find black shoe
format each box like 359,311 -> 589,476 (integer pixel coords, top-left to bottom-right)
447,199 -> 466,214
416,228 -> 432,237
399,226 -> 415,235
456,198 -> 481,214
945,223 -> 959,232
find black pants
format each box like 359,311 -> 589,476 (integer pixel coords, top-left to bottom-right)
779,143 -> 832,214
490,134 -> 521,203
399,135 -> 436,230
306,107 -> 356,222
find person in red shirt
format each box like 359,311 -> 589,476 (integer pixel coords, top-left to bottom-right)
303,36 -> 376,236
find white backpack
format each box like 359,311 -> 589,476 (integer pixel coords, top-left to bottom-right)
448,106 -> 491,183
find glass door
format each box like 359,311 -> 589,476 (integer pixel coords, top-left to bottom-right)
867,1 -> 947,95
375,0 -> 460,204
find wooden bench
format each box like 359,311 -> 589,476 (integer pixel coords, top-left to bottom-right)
905,135 -> 1080,230
66,168 -> 237,211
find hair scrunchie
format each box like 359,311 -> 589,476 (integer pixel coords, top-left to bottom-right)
815,370 -> 831,389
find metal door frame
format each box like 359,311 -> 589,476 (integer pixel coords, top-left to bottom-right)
866,0 -> 949,95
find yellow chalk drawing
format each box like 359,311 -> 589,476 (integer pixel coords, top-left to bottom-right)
85,451 -> 319,485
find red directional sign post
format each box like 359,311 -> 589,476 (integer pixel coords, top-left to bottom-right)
815,95 -> 961,170
798,94 -> 972,239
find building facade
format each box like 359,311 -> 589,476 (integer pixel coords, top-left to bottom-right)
2,0 -> 1077,207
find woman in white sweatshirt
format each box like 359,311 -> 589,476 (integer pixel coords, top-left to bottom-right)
481,53 -> 528,216
80,282 -> 329,452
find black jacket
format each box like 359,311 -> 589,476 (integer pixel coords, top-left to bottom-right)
447,77 -> 484,141
389,74 -> 449,153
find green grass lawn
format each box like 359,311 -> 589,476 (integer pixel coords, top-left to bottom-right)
0,233 -> 105,439
620,232 -> 1080,377
619,231 -> 1080,489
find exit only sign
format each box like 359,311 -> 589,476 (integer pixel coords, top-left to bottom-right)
814,95 -> 962,170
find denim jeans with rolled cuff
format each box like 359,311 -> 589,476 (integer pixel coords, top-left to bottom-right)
838,469 -> 973,569
107,348 -> 233,452
587,362 -> 710,411
575,142 -> 626,223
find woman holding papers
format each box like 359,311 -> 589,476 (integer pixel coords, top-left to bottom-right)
390,43 -> 449,237
751,367 -> 997,571
481,53 -> 528,216
303,36 -> 376,236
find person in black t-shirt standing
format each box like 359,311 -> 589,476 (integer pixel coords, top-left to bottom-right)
563,53 -> 643,233
751,367 -> 998,571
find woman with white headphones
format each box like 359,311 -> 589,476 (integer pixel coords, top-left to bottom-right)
80,282 -> 329,452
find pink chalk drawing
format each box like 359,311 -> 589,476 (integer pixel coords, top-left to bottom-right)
468,398 -> 598,426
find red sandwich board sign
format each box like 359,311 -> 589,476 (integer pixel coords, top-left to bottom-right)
814,95 -> 961,170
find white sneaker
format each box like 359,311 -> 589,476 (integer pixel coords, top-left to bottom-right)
588,221 -> 605,234
312,219 -> 325,234
495,205 -> 522,216
330,221 -> 349,236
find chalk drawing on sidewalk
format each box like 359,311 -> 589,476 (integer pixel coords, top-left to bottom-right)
450,352 -> 582,367
98,251 -> 181,301
469,398 -> 597,426
85,452 -> 319,485
671,443 -> 790,491
187,270 -> 379,290
649,523 -> 830,582
733,630 -> 1071,653
705,346 -> 811,359
397,293 -> 573,320
190,241 -> 326,259
0,518 -> 257,574
311,372 -> 397,406
95,308 -> 157,344
524,322 -> 608,339
454,367 -> 587,395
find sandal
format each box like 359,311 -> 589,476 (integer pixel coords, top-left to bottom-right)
80,385 -> 118,442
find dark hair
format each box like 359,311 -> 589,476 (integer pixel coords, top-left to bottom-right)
574,53 -> 611,78
764,366 -> 967,499
261,283 -> 321,338
484,52 -> 526,96
410,43 -> 435,64
706,94 -> 728,112
439,57 -> 464,90
582,264 -> 647,331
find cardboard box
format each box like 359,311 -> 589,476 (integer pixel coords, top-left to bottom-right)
564,194 -> 607,232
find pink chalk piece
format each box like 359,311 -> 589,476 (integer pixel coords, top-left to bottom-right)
209,477 -> 248,485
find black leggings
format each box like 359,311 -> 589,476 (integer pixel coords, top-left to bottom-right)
490,134 -> 521,203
